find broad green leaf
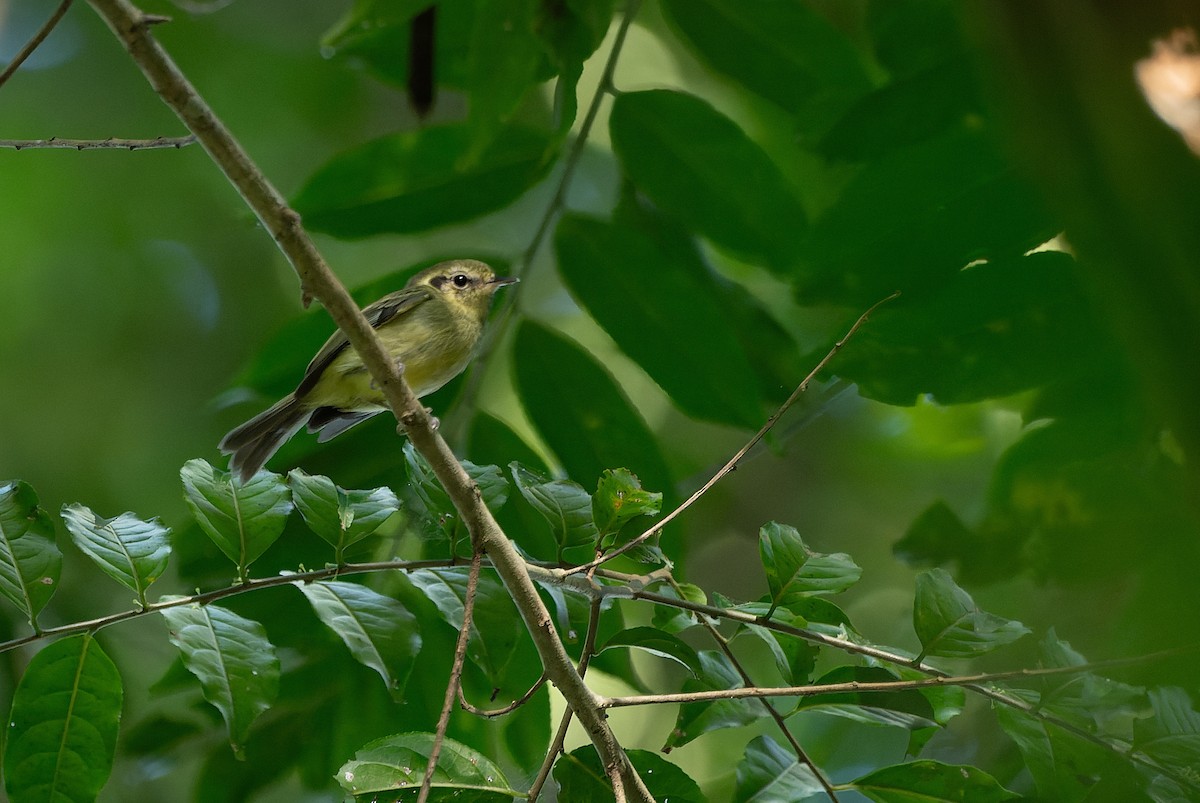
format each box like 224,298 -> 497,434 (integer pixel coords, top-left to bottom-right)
509,462 -> 597,555
734,734 -> 828,803
913,568 -> 1029,660
831,252 -> 1107,405
850,760 -> 1018,802
403,443 -> 509,543
759,522 -> 862,612
338,732 -> 518,802
1036,629 -> 1145,730
798,127 -> 1055,306
0,481 -> 61,627
3,634 -> 122,803
534,0 -> 615,71
293,123 -> 555,239
734,597 -> 855,634
597,626 -> 702,677
555,213 -> 767,427
610,89 -> 807,271
294,580 -> 421,702
60,503 -> 170,604
666,651 -> 761,749
160,601 -> 280,756
592,468 -> 663,538
513,321 -> 673,507
1134,687 -> 1200,772
740,618 -> 816,686
795,666 -> 937,729
181,459 -> 292,580
322,0 -> 429,53
287,470 -> 399,560
893,500 -> 978,569
409,568 -> 522,686
464,0 -> 542,150
468,413 -> 550,476
660,0 -> 870,129
553,746 -> 706,803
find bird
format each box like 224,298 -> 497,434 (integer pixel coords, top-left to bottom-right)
220,259 -> 516,482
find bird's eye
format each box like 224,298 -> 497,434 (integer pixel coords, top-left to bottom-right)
452,274 -> 470,288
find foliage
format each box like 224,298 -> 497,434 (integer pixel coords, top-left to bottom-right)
3,0 -> 1200,801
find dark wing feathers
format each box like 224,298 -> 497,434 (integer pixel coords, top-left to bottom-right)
295,285 -> 433,398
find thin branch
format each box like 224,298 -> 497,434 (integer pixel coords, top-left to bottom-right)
82,2 -> 652,799
527,597 -> 604,802
450,0 -> 643,433
0,135 -> 197,150
0,0 -> 75,89
568,291 -> 900,575
458,674 -> 547,718
686,579 -> 838,802
419,550 -> 483,803
0,558 -> 457,655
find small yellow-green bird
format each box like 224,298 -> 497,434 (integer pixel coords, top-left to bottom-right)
220,259 -> 516,482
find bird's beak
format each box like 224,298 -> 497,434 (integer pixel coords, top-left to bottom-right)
490,276 -> 520,287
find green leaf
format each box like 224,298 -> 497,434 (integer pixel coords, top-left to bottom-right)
651,581 -> 708,634
180,459 -> 292,580
912,568 -> 1029,660
160,601 -> 281,757
660,0 -> 870,128
831,252 -> 1108,405
509,462 -> 597,554
464,0 -> 542,149
666,651 -> 761,749
759,522 -> 862,611
293,123 -> 555,239
294,580 -> 421,702
893,500 -> 977,569
592,468 -> 663,538
795,666 -> 937,729
337,732 -> 518,802
0,481 -> 61,627
468,413 -> 550,476
3,634 -> 123,803
553,746 -> 706,803
850,759 -> 1018,802
1134,687 -> 1200,772
609,89 -> 807,271
534,0 -> 615,71
734,735 -> 828,803
60,504 -> 171,604
555,213 -> 767,427
404,442 -> 509,539
287,470 -> 399,560
597,626 -> 702,677
513,321 -> 673,505
409,568 -> 522,686
799,127 -> 1055,306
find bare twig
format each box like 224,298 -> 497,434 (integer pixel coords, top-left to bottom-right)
457,674 -> 547,718
684,579 -> 838,802
0,135 -> 197,150
568,290 -> 900,575
419,550 -> 483,803
0,0 -> 75,89
527,597 -> 604,802
82,2 -> 652,799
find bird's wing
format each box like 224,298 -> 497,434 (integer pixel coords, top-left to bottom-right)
295,285 -> 434,398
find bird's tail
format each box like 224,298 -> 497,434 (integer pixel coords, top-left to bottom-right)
219,395 -> 309,483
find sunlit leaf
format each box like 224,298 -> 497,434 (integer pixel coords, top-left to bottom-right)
294,580 -> 421,702
3,634 -> 122,803
610,89 -> 807,270
337,732 -> 518,802
734,734 -> 828,803
553,746 -> 705,803
651,581 -> 709,634
0,481 -> 61,627
61,503 -> 171,604
591,468 -> 662,539
760,522 -> 862,612
181,459 -> 292,580
293,123 -> 555,239
850,759 -> 1019,802
555,213 -> 767,427
913,568 -> 1029,660
160,601 -> 280,757
287,470 -> 399,560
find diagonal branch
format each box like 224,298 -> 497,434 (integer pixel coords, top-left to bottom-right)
82,2 -> 653,800
0,0 -> 75,90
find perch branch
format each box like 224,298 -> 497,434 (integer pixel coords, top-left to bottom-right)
0,135 -> 196,150
82,1 -> 652,799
